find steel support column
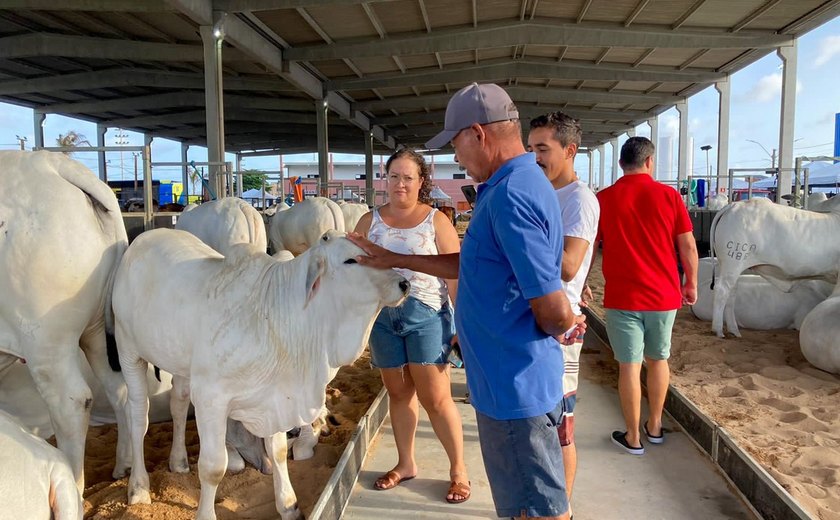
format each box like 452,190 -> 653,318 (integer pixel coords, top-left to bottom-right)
716,77 -> 731,196
317,99 -> 330,196
587,151 -> 595,188
611,137 -> 620,184
365,131 -> 375,206
200,24 -> 225,199
96,123 -> 108,182
33,112 -> 45,148
648,116 -> 659,180
181,143 -> 190,203
598,144 -> 605,188
777,41 -> 798,202
676,100 -> 689,182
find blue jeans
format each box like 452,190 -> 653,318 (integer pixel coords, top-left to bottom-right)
476,401 -> 569,518
369,297 -> 453,369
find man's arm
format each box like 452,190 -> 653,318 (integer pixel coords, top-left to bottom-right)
348,233 -> 460,279
561,236 -> 590,282
676,231 -> 699,305
529,289 -> 584,337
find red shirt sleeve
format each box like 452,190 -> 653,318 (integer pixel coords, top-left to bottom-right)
672,190 -> 692,236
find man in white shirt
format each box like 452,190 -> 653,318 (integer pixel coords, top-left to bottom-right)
528,111 -> 600,511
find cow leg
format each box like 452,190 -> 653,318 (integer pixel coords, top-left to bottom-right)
27,349 -> 92,493
266,430 -> 303,520
711,275 -> 737,338
121,352 -> 152,505
80,329 -> 130,478
226,418 -> 272,474
194,404 -> 229,520
168,375 -> 191,473
724,291 -> 742,338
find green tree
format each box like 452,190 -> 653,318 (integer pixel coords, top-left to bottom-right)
240,169 -> 267,192
56,130 -> 91,155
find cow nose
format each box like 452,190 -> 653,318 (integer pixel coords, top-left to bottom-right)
399,280 -> 410,294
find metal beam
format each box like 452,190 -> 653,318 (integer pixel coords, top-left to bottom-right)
0,0 -> 173,10
0,33 -> 252,62
354,86 -> 677,112
34,92 -> 315,114
327,58 -> 724,91
390,121 -> 632,138
215,0 -> 402,10
374,105 -> 650,126
104,108 -> 317,128
194,7 -> 393,148
0,69 -> 295,96
283,19 -> 793,61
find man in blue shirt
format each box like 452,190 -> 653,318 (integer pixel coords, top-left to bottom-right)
351,83 -> 585,519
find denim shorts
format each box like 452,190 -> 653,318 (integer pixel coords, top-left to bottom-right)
369,297 -> 454,369
605,309 -> 677,363
476,401 -> 569,518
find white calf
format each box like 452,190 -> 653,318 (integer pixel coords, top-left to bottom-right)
113,229 -> 408,520
175,197 -> 267,254
0,409 -> 83,520
709,198 -> 840,337
691,258 -> 831,330
800,277 -> 840,375
268,197 -> 345,256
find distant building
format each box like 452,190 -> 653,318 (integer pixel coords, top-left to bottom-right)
284,157 -> 474,210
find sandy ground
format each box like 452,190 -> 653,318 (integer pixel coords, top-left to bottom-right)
586,255 -> 840,520
80,352 -> 383,519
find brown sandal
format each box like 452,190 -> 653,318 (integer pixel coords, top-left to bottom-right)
374,470 -> 415,490
446,480 -> 471,504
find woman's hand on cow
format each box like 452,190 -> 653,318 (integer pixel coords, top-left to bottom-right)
347,232 -> 403,269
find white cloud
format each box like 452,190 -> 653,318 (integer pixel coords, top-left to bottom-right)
661,113 -> 680,136
745,73 -> 802,103
814,35 -> 840,67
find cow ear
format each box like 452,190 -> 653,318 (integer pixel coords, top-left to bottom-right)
305,254 -> 327,307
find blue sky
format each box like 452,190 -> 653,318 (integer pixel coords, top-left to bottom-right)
1,16 -> 838,185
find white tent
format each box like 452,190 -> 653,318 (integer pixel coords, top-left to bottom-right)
753,162 -> 840,188
241,189 -> 277,207
430,186 -> 451,200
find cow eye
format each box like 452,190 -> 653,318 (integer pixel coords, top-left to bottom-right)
344,258 -> 357,264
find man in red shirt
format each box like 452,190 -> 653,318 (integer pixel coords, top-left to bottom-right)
596,137 -> 698,455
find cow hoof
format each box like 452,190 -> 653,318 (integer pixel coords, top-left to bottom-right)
292,445 -> 315,461
169,458 -> 190,473
128,486 -> 151,505
279,506 -> 304,520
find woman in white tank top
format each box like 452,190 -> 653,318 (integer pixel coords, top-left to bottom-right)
353,150 -> 470,503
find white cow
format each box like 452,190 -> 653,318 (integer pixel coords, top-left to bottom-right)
0,355 -> 173,439
709,198 -> 840,337
337,200 -> 370,232
267,197 -> 345,256
691,258 -> 831,330
113,229 -> 408,520
176,197 -> 267,254
800,276 -> 840,375
174,196 -> 319,473
0,151 -> 130,491
0,410 -> 83,520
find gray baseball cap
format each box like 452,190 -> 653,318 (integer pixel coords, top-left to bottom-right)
425,82 -> 519,150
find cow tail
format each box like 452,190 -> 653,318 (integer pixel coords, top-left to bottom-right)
708,202 -> 734,291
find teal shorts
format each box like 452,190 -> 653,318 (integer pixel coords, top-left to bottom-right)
604,309 -> 678,364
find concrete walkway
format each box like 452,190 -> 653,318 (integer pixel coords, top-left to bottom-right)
343,336 -> 758,520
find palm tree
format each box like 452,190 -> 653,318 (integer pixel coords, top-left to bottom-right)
56,130 -> 91,155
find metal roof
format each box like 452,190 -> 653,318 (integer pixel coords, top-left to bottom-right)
1,0 -> 838,154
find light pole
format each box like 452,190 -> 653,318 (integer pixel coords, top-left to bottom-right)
746,139 -> 776,168
15,135 -> 27,150
700,145 -> 712,205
